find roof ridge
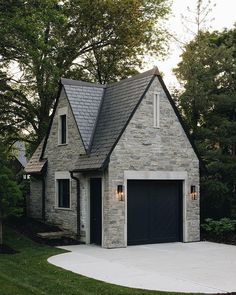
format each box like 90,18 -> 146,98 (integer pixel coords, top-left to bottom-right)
106,67 -> 160,88
61,78 -> 105,88
61,67 -> 160,89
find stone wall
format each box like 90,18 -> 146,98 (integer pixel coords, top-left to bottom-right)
28,176 -> 42,219
103,76 -> 200,248
43,88 -> 86,236
28,76 -> 200,247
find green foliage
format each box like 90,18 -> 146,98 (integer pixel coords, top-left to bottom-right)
0,142 -> 22,244
174,27 -> 236,220
201,218 -> 236,241
0,0 -> 171,148
0,228 -> 175,295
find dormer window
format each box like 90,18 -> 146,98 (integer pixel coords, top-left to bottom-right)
153,93 -> 160,128
58,107 -> 68,145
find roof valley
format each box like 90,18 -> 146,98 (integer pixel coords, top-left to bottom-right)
26,68 -> 173,173
64,83 -> 104,151
87,86 -> 107,154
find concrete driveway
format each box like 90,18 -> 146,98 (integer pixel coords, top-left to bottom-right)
48,242 -> 236,293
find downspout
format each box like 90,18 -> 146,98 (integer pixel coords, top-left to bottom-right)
40,164 -> 47,222
70,171 -> 80,240
42,175 -> 46,221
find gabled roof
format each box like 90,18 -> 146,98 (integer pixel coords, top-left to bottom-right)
14,141 -> 27,168
62,79 -> 105,151
76,68 -> 157,170
25,67 -> 202,174
25,139 -> 47,174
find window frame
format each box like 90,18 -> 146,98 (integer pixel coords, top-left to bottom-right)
58,107 -> 68,145
153,92 -> 160,128
55,171 -> 71,210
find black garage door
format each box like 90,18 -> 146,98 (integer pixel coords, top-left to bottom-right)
127,180 -> 182,245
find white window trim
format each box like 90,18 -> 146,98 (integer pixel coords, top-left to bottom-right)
54,171 -> 72,210
153,92 -> 160,128
58,107 -> 68,145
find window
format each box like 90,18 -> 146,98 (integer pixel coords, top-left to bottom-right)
60,114 -> 67,144
153,93 -> 160,128
55,171 -> 71,209
58,107 -> 68,145
57,179 -> 70,208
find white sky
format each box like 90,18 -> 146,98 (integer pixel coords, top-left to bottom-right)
145,0 -> 236,89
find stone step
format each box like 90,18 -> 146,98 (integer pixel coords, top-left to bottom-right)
37,231 -> 72,240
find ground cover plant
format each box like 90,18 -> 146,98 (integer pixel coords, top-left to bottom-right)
201,218 -> 236,244
0,227 -> 185,295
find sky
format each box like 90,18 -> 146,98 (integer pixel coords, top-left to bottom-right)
145,0 -> 236,88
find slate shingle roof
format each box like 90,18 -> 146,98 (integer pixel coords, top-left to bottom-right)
25,68 -> 165,173
62,79 -> 105,150
14,141 -> 27,168
25,139 -> 47,174
76,69 -> 156,170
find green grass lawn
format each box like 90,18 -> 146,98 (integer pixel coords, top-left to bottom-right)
0,228 -> 200,295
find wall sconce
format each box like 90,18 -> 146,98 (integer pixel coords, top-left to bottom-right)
190,185 -> 197,200
117,185 -> 124,201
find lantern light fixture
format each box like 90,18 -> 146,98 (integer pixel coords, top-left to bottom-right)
190,185 -> 197,200
117,185 -> 124,201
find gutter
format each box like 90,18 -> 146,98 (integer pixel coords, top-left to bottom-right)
70,171 -> 81,240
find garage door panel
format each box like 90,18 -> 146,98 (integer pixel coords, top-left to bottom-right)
127,180 -> 182,245
127,180 -> 149,244
149,181 -> 181,242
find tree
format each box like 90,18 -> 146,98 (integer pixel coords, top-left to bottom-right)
174,27 -> 236,219
0,0 -> 171,150
0,142 -> 22,245
181,0 -> 216,37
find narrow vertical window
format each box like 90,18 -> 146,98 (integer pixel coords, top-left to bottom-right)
58,107 -> 68,145
153,93 -> 160,128
60,114 -> 67,144
58,179 -> 70,208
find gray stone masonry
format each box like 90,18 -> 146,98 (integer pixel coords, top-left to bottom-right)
44,88 -> 86,236
29,75 -> 199,247
28,176 -> 42,219
103,76 -> 200,248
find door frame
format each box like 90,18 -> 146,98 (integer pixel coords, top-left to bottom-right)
124,170 -> 189,247
87,176 -> 104,246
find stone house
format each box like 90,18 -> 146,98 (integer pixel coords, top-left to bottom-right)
25,68 -> 200,248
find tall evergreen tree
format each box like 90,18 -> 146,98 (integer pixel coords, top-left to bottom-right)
174,27 -> 236,219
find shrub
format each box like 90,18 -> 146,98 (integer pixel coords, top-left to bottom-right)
201,218 -> 236,242
0,143 -> 22,245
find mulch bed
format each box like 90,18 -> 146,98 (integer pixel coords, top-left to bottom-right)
206,238 -> 236,246
0,244 -> 19,254
201,233 -> 236,246
8,217 -> 80,246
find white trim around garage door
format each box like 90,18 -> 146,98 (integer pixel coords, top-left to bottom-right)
123,170 -> 189,246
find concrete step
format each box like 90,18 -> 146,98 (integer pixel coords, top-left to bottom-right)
37,231 -> 72,240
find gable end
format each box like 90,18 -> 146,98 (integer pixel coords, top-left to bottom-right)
157,75 -> 203,167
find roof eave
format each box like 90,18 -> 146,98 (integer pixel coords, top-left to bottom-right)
24,159 -> 47,175
71,167 -> 103,173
